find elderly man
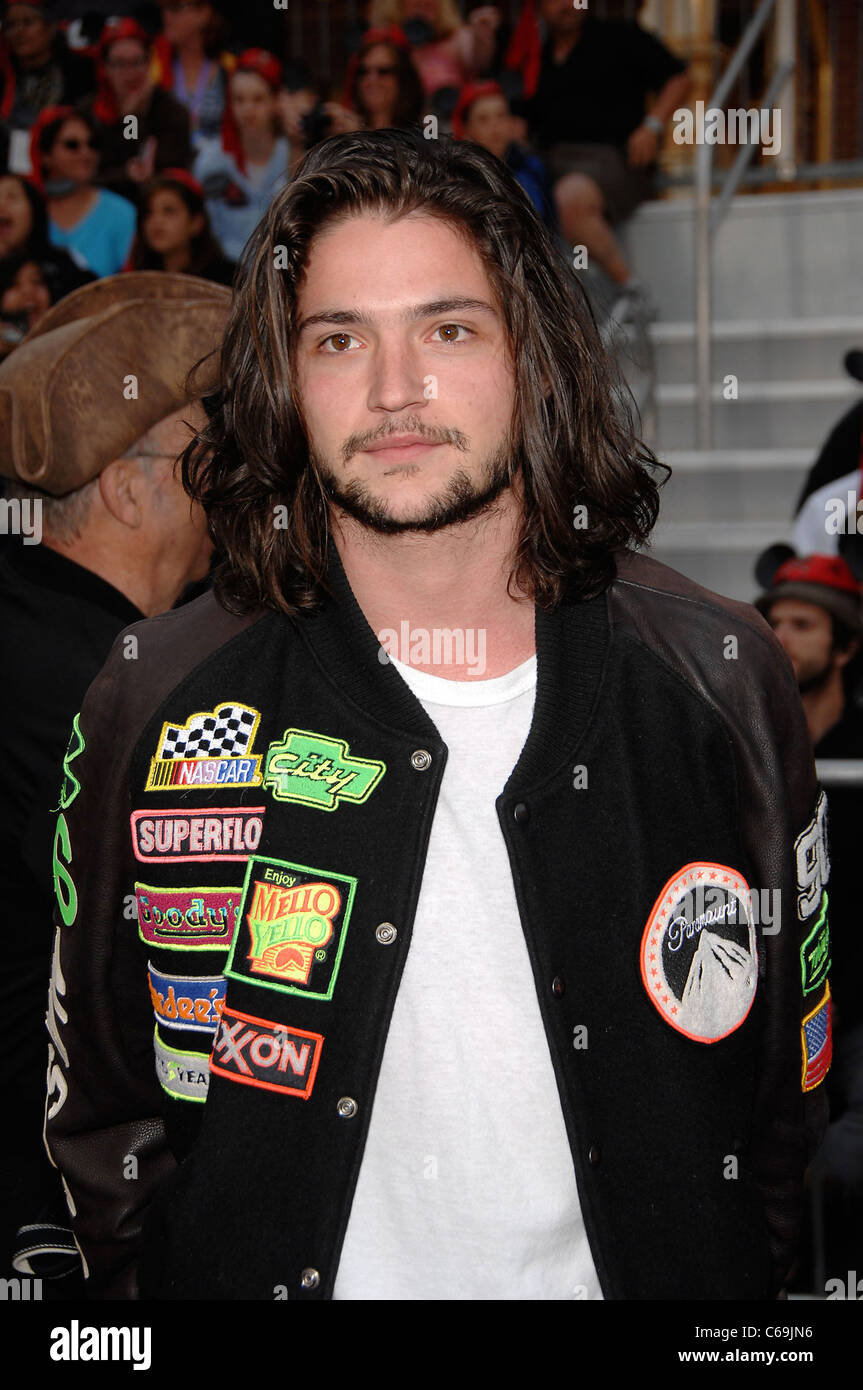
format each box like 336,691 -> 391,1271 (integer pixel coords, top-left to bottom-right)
0,271 -> 229,1294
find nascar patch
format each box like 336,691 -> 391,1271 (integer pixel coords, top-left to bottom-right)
210,1004 -> 323,1099
640,862 -> 757,1043
800,889 -> 830,997
131,808 -> 265,863
153,1029 -> 210,1102
263,728 -> 386,812
146,702 -> 263,790
225,855 -> 357,1000
148,964 -> 225,1034
802,983 -> 832,1091
136,884 -> 241,951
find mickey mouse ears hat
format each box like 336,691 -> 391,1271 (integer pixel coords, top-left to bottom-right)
754,542 -> 863,634
0,271 -> 230,496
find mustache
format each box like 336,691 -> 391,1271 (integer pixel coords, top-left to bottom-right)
341,416 -> 469,463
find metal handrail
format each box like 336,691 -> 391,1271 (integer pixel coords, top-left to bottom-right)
814,760 -> 863,786
695,0 -> 786,450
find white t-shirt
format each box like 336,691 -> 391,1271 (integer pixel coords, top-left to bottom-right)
332,652 -> 603,1300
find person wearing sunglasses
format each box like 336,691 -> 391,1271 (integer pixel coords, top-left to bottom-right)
340,27 -> 424,135
28,104 -> 137,277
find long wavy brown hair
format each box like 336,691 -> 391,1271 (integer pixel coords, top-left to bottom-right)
182,127 -> 668,615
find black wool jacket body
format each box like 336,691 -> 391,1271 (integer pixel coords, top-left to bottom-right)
44,546 -> 831,1300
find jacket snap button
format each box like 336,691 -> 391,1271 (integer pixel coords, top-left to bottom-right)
513,802 -> 529,824
411,749 -> 432,771
300,1268 -> 320,1290
338,1096 -> 358,1118
376,922 -> 397,945
552,976 -> 565,997
588,1145 -> 601,1166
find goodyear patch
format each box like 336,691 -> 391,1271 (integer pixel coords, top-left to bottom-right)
147,964 -> 226,1034
640,863 -> 757,1043
153,1029 -> 210,1102
225,855 -> 356,1000
802,983 -> 832,1092
263,728 -> 385,812
136,884 -> 241,951
210,1004 -> 323,1099
131,808 -> 265,862
801,889 -> 830,997
146,702 -> 263,790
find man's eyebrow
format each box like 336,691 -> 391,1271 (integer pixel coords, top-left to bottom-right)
296,297 -> 498,335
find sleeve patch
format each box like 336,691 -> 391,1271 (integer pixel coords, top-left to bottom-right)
802,983 -> 832,1092
795,791 -> 830,919
800,889 -> 830,996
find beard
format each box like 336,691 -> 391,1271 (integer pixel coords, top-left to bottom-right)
797,656 -> 835,695
313,433 -> 514,535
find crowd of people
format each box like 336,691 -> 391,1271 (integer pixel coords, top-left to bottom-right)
0,0 -> 693,353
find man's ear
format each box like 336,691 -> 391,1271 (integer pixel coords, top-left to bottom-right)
98,457 -> 146,529
835,637 -> 860,670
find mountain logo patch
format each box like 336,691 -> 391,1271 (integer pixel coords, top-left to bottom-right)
640,862 -> 757,1043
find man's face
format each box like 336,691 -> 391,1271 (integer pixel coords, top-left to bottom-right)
765,598 -> 840,690
293,211 -> 517,534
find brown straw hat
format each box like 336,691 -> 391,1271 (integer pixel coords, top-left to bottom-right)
0,271 -> 231,496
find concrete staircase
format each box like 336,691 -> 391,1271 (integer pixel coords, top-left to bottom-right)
619,188 -> 863,603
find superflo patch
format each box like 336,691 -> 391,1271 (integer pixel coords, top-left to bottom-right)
131,808 -> 265,862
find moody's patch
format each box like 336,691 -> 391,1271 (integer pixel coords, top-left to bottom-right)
136,884 -> 241,950
146,702 -> 263,790
131,808 -> 265,862
209,1004 -> 323,1099
263,728 -> 385,812
640,862 -> 757,1043
147,964 -> 225,1034
225,855 -> 357,1000
802,983 -> 832,1091
153,1029 -> 210,1102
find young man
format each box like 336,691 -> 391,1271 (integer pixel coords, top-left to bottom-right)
46,129 -> 829,1301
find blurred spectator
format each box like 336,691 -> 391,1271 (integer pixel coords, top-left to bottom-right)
0,1 -> 96,172
339,27 -> 424,134
0,168 -> 94,285
277,60 -> 330,177
452,79 -> 556,232
370,0 -> 500,98
81,17 -> 193,207
128,167 -> 233,283
526,0 -> 690,312
193,48 -> 287,264
29,104 -> 136,274
755,547 -> 863,1283
151,0 -> 235,153
0,244 -> 94,355
793,352 -> 863,557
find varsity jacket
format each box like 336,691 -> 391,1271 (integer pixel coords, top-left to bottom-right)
44,545 -> 832,1300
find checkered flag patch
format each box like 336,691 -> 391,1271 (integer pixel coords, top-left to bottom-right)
158,704 -> 259,760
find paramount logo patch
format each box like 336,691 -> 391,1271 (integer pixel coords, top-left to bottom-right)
640,862 -> 757,1043
146,702 -> 263,790
225,855 -> 357,1000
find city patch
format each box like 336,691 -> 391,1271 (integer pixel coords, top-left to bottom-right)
263,727 -> 385,811
802,983 -> 832,1091
225,855 -> 357,1000
800,890 -> 830,996
136,884 -> 241,950
147,964 -> 225,1034
146,701 -> 263,789
640,862 -> 757,1043
131,808 -> 265,862
153,1029 -> 209,1102
210,1004 -> 323,1099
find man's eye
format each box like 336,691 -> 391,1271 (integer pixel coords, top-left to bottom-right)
320,332 -> 359,352
433,323 -> 471,343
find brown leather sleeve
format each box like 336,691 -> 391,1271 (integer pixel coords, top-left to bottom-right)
612,551 -> 830,1292
44,592 -> 262,1298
